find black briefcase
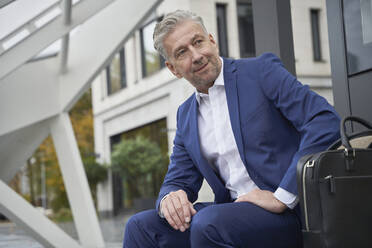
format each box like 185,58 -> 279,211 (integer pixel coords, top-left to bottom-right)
297,116 -> 372,248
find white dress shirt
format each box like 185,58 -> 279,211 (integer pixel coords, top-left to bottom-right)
195,58 -> 298,209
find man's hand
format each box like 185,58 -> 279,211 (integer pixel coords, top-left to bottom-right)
235,189 -> 287,213
160,190 -> 197,232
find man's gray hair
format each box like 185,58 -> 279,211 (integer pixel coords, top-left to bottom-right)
153,10 -> 207,60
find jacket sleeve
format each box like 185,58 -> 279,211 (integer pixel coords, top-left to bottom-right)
155,107 -> 203,213
258,53 -> 340,195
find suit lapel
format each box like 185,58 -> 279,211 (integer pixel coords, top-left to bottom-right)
223,58 -> 247,166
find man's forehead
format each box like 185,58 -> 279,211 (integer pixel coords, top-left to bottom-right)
165,21 -> 207,52
174,33 -> 203,48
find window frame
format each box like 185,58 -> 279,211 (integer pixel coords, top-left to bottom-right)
216,3 -> 229,57
310,9 -> 323,62
236,0 -> 256,58
106,48 -> 127,95
139,16 -> 165,78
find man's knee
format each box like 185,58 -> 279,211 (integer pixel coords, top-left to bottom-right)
125,209 -> 160,233
189,204 -> 266,246
190,206 -> 224,244
124,210 -> 163,248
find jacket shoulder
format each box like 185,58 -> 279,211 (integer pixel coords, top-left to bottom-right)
232,52 -> 281,69
176,93 -> 195,119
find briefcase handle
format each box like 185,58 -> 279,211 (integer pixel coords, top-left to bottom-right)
341,116 -> 372,149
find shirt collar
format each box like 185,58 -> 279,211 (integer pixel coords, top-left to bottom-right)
195,57 -> 224,105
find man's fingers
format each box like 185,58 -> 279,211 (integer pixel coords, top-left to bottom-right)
189,202 -> 197,216
167,198 -> 184,230
162,205 -> 178,230
178,191 -> 192,223
161,190 -> 194,231
169,195 -> 187,231
164,199 -> 184,230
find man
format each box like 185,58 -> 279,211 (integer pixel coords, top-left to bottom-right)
123,10 -> 340,248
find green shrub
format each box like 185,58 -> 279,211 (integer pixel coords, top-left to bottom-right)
111,136 -> 167,202
51,207 -> 73,223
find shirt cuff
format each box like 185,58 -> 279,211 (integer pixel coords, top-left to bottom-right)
158,194 -> 169,218
273,187 -> 299,209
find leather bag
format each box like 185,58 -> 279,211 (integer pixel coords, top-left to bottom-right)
297,116 -> 372,248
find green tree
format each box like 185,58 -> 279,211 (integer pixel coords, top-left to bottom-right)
83,157 -> 107,206
111,136 -> 167,205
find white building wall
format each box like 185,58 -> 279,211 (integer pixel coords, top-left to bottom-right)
93,0 -> 335,213
191,0 -> 240,59
290,0 -> 333,104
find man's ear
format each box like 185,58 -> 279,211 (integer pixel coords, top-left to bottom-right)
208,34 -> 217,45
165,61 -> 182,78
208,34 -> 219,53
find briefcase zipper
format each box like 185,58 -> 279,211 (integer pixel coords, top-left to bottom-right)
324,175 -> 336,194
322,175 -> 372,194
302,159 -> 314,231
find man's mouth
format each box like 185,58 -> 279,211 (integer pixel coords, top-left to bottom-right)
194,62 -> 208,73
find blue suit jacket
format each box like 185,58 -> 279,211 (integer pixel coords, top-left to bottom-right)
156,53 -> 340,212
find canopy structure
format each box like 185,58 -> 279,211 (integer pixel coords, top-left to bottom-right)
0,0 -> 162,247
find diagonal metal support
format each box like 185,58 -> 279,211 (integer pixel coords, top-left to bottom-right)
0,0 -> 15,9
60,0 -> 72,73
0,0 -> 115,80
0,118 -> 51,183
50,113 -> 104,247
0,180 -> 82,248
0,57 -> 60,137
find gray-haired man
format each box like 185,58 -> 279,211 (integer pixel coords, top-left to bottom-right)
123,9 -> 340,248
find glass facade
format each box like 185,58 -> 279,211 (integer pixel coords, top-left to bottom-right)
106,48 -> 126,95
343,0 -> 372,74
237,0 -> 256,58
140,19 -> 164,77
109,118 -> 169,210
216,4 -> 229,57
310,9 -> 322,61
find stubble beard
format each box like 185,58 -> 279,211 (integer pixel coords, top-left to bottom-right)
191,56 -> 221,91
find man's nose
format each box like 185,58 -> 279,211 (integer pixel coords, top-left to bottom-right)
190,47 -> 203,64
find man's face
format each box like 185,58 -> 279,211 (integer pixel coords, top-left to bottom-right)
163,20 -> 222,93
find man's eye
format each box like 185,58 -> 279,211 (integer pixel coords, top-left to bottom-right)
195,40 -> 203,46
176,50 -> 185,58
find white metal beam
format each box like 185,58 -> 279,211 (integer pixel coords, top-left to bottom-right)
0,57 -> 59,137
60,0 -> 72,73
0,0 -> 115,80
0,118 -> 51,183
0,0 -> 15,9
0,180 -> 82,248
50,113 -> 104,247
59,0 -> 163,112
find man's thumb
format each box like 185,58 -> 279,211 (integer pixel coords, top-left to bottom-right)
189,203 -> 197,215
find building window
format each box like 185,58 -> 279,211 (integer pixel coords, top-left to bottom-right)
216,4 -> 229,57
237,0 -> 256,58
106,48 -> 126,95
109,118 -> 169,209
310,9 -> 322,61
140,19 -> 164,77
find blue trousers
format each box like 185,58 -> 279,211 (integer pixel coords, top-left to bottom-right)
123,202 -> 303,248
